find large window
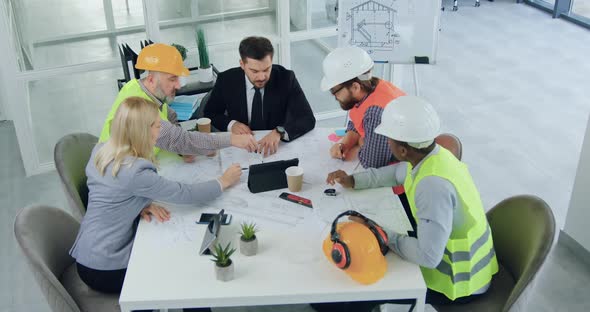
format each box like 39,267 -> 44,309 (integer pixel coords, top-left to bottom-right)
572,0 -> 590,19
7,0 -> 146,70
290,0 -> 337,31
157,0 -> 277,71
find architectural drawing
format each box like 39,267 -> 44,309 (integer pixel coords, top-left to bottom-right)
349,0 -> 397,52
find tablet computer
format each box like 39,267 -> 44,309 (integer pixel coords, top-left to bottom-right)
247,158 -> 299,193
198,209 -> 224,255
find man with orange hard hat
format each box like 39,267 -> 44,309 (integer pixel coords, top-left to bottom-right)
99,43 -> 257,161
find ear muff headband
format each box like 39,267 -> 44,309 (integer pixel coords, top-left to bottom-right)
330,210 -> 389,270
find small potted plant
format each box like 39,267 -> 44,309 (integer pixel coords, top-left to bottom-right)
172,43 -> 188,86
172,43 -> 187,61
239,222 -> 259,256
211,242 -> 236,281
196,28 -> 213,82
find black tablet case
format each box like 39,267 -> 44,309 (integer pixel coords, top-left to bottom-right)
247,158 -> 299,193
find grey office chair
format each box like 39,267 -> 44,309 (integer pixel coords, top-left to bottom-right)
54,133 -> 98,220
435,133 -> 462,160
432,195 -> 556,312
192,90 -> 220,132
14,205 -> 119,312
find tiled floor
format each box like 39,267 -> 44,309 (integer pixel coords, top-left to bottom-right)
2,0 -> 590,311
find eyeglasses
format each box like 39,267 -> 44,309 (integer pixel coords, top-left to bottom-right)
330,85 -> 345,96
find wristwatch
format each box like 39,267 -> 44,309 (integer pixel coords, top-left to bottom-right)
275,126 -> 286,140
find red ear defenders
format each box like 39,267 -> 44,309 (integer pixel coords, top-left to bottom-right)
330,210 -> 389,270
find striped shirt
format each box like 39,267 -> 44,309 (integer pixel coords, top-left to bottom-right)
347,105 -> 395,169
138,81 -> 232,155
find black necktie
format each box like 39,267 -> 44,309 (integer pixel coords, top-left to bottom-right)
250,87 -> 264,130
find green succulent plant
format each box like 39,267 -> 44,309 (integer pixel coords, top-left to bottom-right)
196,28 -> 210,69
240,222 -> 258,242
211,242 -> 235,267
171,43 -> 187,61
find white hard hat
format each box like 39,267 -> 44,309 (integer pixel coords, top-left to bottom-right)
320,46 -> 374,92
374,96 -> 441,149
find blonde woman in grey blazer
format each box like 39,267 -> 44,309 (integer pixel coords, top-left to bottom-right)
70,97 -> 240,312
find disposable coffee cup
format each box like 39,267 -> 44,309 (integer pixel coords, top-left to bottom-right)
196,118 -> 211,133
285,166 -> 304,192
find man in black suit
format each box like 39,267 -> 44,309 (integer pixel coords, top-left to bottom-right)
204,36 -> 316,156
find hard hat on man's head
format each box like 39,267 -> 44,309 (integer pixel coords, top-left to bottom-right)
135,43 -> 189,77
320,46 -> 374,92
322,221 -> 387,285
374,96 -> 441,149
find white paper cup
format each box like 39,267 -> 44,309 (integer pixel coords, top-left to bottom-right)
285,166 -> 304,192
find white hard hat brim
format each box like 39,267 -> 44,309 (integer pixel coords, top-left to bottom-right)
320,76 -> 337,92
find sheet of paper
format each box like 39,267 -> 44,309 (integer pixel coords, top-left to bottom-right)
146,214 -> 199,245
158,153 -> 222,184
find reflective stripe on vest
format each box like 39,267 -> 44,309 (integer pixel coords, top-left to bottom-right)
348,79 -> 405,138
99,79 -> 168,155
403,147 -> 498,300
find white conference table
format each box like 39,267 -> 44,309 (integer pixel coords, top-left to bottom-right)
119,128 -> 426,312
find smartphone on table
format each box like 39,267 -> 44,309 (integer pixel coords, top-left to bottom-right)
196,212 -> 232,225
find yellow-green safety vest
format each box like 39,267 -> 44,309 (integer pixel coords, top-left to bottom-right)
403,147 -> 498,300
99,79 -> 168,155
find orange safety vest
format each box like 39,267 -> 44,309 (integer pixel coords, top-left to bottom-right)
349,79 -> 406,194
348,79 -> 405,138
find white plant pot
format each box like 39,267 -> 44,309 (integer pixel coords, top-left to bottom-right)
240,236 -> 258,256
198,66 -> 214,83
215,261 -> 234,282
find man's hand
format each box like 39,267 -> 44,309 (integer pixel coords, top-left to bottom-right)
257,130 -> 281,157
140,203 -> 171,223
230,134 -> 257,152
231,122 -> 253,135
330,143 -> 347,160
182,155 -> 196,163
326,170 -> 355,188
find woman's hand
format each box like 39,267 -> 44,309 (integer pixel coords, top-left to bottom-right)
140,203 -> 171,222
218,164 -> 242,190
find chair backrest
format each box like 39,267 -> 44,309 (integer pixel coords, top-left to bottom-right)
14,205 -> 81,312
192,90 -> 212,121
435,133 -> 462,160
54,133 -> 98,219
486,195 -> 556,311
192,90 -> 220,132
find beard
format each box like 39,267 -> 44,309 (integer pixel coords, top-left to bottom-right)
153,85 -> 175,104
247,76 -> 268,89
339,97 -> 357,111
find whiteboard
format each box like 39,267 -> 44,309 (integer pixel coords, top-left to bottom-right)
338,0 -> 442,64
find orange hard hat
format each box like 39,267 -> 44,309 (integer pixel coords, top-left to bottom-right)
135,43 -> 189,77
323,221 -> 387,285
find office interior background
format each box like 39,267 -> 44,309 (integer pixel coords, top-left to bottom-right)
0,0 -> 589,311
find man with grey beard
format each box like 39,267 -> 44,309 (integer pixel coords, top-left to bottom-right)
99,43 -> 257,162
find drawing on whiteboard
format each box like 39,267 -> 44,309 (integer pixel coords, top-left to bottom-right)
338,0 -> 440,64
343,0 -> 400,55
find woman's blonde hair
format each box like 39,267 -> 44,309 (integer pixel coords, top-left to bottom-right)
95,96 -> 160,176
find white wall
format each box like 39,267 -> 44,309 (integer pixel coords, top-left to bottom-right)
565,115 -> 590,252
0,74 -> 5,120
